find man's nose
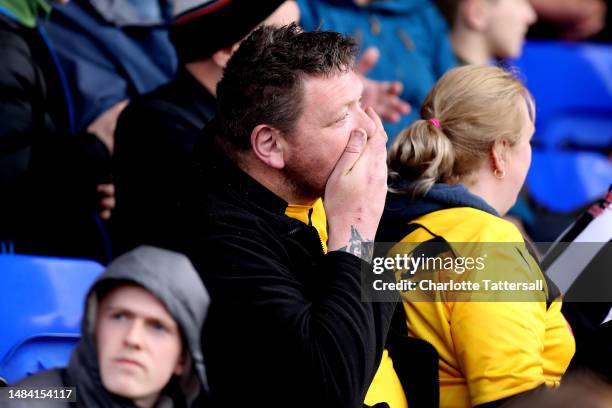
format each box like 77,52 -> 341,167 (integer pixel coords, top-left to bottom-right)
123,320 -> 144,348
358,108 -> 377,137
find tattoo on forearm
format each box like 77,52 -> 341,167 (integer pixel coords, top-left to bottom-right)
338,225 -> 374,262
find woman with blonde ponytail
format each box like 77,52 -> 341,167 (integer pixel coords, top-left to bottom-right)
378,65 -> 575,408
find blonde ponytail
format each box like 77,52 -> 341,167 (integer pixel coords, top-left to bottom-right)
388,65 -> 534,197
388,120 -> 455,197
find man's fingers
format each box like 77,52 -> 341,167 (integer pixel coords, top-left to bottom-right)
365,106 -> 386,139
344,128 -> 367,154
333,129 -> 367,175
355,47 -> 380,75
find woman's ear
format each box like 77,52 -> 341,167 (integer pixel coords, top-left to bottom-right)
250,124 -> 286,170
491,138 -> 509,174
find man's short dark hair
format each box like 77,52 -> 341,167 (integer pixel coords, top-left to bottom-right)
216,23 -> 358,149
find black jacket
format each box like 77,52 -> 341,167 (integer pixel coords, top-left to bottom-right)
180,132 -> 396,407
0,13 -> 110,261
112,67 -> 216,255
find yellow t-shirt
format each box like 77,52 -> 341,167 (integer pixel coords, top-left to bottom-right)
285,198 -> 407,408
285,198 -> 328,253
399,207 -> 575,407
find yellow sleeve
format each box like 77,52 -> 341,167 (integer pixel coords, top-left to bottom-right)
451,300 -> 547,406
450,244 -> 549,406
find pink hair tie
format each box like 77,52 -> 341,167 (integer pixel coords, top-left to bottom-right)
429,118 -> 441,129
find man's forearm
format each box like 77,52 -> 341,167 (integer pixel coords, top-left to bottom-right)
328,224 -> 375,262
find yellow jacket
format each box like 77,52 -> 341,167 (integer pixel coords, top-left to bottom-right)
395,206 -> 575,407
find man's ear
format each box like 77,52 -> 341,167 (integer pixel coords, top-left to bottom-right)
173,351 -> 187,376
462,0 -> 491,31
211,42 -> 240,69
250,124 -> 286,170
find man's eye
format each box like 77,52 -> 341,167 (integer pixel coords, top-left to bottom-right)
150,321 -> 168,332
110,312 -> 127,320
336,113 -> 349,123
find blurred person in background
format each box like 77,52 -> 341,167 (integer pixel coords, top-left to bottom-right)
437,0 -> 607,44
0,0 -> 119,262
434,0 -> 538,242
529,0 -> 608,41
45,0 -> 177,137
435,0 -> 537,64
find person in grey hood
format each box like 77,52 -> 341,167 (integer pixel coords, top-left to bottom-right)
4,246 -> 209,408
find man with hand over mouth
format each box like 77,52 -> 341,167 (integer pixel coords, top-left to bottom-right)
182,23 -> 402,408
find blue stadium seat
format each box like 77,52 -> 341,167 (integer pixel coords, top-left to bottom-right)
514,40 -> 612,150
512,41 -> 612,212
527,149 -> 612,213
0,255 -> 103,385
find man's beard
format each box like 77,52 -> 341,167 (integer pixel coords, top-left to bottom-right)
281,161 -> 327,203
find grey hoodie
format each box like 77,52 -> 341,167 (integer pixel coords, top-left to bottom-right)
6,246 -> 209,408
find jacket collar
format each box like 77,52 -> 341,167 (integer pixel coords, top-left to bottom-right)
385,182 -> 499,223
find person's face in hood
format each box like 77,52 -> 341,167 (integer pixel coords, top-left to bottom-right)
95,285 -> 185,408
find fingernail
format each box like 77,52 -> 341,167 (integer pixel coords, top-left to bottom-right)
352,129 -> 367,147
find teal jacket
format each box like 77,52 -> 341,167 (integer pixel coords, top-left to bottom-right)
297,0 -> 458,143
